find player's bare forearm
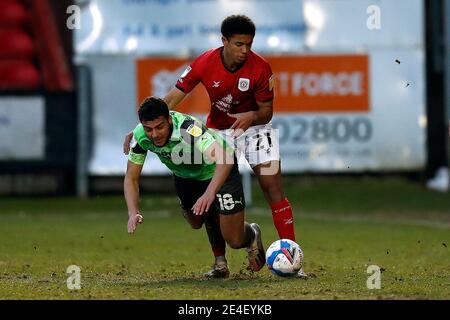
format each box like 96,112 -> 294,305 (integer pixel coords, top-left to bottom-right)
192,142 -> 234,215
124,176 -> 140,216
204,142 -> 234,195
253,100 -> 273,125
124,161 -> 143,216
228,101 -> 273,134
206,162 -> 234,196
124,162 -> 145,233
163,87 -> 186,110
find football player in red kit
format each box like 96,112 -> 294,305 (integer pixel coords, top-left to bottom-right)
124,15 -> 306,278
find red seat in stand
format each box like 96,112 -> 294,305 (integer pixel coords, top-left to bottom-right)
0,60 -> 40,89
0,28 -> 34,58
0,0 -> 28,27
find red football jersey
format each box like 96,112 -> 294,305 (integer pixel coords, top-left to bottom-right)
175,47 -> 274,130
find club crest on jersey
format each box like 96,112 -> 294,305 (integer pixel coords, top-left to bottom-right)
238,78 -> 250,92
186,124 -> 202,137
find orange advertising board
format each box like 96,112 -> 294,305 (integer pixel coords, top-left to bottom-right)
136,54 -> 369,114
267,55 -> 369,112
136,58 -> 210,114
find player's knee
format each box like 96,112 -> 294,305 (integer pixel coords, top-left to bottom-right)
188,216 -> 203,229
226,240 -> 241,249
182,210 -> 203,229
190,222 -> 203,230
261,182 -> 277,193
261,183 -> 283,201
257,174 -> 281,193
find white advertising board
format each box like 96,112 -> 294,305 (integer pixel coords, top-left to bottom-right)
0,97 -> 45,160
80,0 -> 426,174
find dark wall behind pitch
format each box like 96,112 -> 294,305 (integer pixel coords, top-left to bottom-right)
0,92 -> 77,195
425,0 -> 449,179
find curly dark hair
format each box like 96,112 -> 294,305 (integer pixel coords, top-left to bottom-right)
221,15 -> 256,39
138,96 -> 169,122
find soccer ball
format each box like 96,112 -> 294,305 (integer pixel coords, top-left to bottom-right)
265,239 -> 303,277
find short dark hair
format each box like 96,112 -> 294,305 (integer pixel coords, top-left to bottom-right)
221,15 -> 256,39
138,97 -> 169,122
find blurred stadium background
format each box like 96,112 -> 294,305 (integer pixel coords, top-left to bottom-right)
0,0 -> 449,300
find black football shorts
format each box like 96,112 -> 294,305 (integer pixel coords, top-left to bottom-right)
173,163 -> 245,215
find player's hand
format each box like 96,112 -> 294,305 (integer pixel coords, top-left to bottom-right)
192,192 -> 215,216
123,131 -> 134,155
228,111 -> 257,137
127,213 -> 144,234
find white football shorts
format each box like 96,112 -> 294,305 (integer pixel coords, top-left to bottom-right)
217,123 -> 280,168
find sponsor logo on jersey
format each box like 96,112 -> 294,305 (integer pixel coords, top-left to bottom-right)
269,74 -> 275,91
238,78 -> 250,92
186,124 -> 202,137
214,94 -> 233,113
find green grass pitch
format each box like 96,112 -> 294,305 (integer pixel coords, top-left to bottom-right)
0,177 -> 449,299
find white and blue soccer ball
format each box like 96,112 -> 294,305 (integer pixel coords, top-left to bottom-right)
266,239 -> 303,277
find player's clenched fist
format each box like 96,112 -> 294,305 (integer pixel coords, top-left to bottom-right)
127,213 -> 144,234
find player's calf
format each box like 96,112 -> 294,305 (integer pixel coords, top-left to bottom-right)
246,223 -> 265,272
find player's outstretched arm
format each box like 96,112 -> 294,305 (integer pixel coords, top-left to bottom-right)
124,160 -> 144,233
254,99 -> 274,125
192,142 -> 234,215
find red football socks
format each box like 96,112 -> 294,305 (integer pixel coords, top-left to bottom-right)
271,198 -> 296,242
